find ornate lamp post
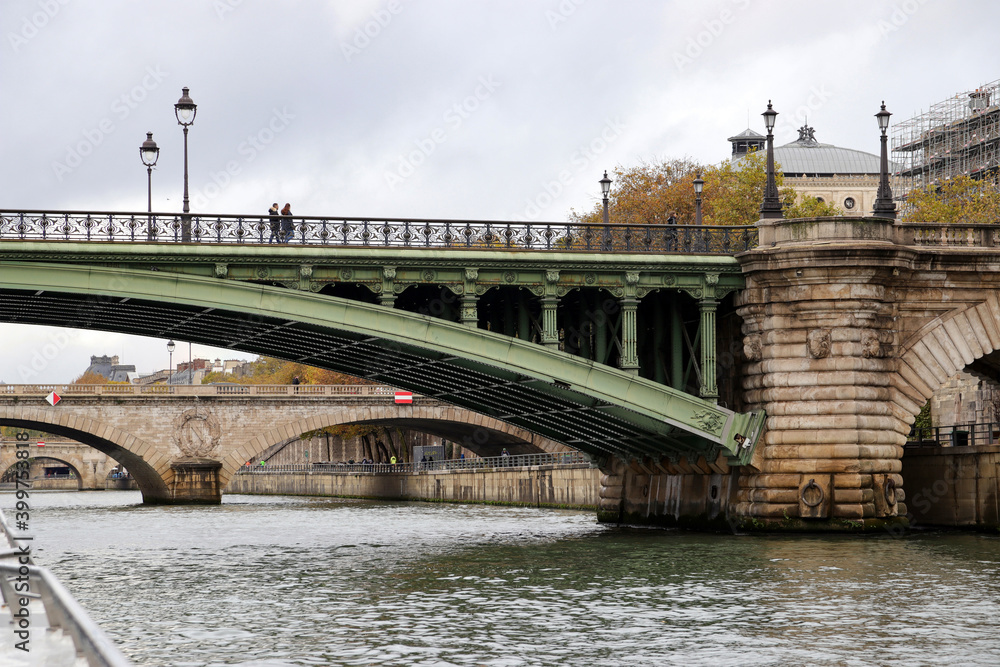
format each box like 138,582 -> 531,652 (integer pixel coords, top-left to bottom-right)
873,101 -> 897,219
167,339 -> 176,384
760,100 -> 783,219
174,87 -> 197,241
600,170 -> 612,250
139,132 -> 159,240
693,172 -> 704,225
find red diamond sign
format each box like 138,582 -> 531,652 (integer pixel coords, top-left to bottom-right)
46,392 -> 61,406
394,391 -> 413,404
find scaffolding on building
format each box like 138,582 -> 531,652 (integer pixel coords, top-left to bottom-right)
892,78 -> 1000,209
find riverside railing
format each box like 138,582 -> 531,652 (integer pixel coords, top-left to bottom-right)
0,510 -> 132,666
238,451 -> 592,475
0,384 -> 398,397
906,421 -> 999,448
0,210 -> 759,254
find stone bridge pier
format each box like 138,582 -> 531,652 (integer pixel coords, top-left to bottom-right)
732,216 -> 1000,531
597,216 -> 1000,532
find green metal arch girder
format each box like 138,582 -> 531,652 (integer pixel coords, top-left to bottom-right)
0,262 -> 762,465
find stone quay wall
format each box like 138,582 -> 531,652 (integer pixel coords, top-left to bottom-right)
226,463 -> 601,509
901,445 -> 1000,530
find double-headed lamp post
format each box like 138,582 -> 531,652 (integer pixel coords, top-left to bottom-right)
139,132 -> 159,240
600,171 -> 612,250
873,101 -> 897,219
167,339 -> 176,384
174,87 -> 197,241
693,172 -> 704,225
760,100 -> 783,219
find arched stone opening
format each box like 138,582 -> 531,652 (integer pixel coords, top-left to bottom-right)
221,405 -> 570,489
0,416 -> 169,502
1,456 -> 83,490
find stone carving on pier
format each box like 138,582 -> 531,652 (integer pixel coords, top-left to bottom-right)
861,330 -> 882,358
807,329 -> 831,359
744,334 -> 763,362
175,408 -> 221,459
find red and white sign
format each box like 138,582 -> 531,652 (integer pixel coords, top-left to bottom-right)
394,391 -> 413,404
36,441 -> 45,447
45,392 -> 61,406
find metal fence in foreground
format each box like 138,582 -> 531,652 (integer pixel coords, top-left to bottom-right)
0,509 -> 132,666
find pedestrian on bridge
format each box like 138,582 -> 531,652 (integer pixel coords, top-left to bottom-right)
267,203 -> 281,243
280,203 -> 294,242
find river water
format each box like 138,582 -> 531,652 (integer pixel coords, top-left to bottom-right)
8,491 -> 1000,666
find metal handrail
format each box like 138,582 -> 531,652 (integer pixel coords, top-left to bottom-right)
0,510 -> 132,666
0,209 -> 759,254
906,421 -> 999,447
238,450 -> 592,474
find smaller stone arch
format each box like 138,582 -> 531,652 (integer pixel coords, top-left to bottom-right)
0,454 -> 84,490
0,408 -> 171,503
220,403 -> 570,489
893,298 -> 1000,424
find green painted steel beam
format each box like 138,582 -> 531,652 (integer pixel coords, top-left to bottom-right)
0,259 -> 762,465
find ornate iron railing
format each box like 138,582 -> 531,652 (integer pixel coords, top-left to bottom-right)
0,210 -> 759,253
237,450 -> 592,474
0,383 -> 397,397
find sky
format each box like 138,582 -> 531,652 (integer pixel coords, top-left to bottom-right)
2,0 -> 999,383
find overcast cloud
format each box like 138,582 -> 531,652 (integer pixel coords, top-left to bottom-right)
2,0 -> 997,382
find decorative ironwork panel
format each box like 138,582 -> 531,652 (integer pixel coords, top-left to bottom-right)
0,210 -> 759,254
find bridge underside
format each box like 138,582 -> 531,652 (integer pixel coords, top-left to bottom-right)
0,263 -> 762,469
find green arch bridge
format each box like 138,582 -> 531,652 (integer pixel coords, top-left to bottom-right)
0,210 -> 764,500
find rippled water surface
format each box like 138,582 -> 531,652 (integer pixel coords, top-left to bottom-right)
10,491 -> 1000,666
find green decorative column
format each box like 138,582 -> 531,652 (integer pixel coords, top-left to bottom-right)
541,270 -> 560,349
619,272 -> 640,374
461,268 -> 479,326
380,266 -> 397,308
699,273 -> 720,400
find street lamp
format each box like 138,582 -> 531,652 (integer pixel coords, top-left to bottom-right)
167,339 -> 175,384
174,87 -> 197,241
693,172 -> 704,226
139,132 -> 159,240
600,170 -> 612,250
873,101 -> 897,219
760,100 -> 783,219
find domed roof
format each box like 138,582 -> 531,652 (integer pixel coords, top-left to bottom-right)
732,124 -> 889,176
773,124 -> 881,176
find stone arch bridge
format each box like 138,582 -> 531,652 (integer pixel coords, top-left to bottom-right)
0,439 -> 117,489
0,384 -> 568,503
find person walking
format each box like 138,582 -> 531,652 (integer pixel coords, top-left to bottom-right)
267,203 -> 281,243
280,202 -> 294,243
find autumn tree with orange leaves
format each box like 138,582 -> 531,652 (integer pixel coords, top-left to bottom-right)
570,150 -> 796,226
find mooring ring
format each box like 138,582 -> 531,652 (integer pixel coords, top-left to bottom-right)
884,477 -> 897,506
801,478 -> 824,508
